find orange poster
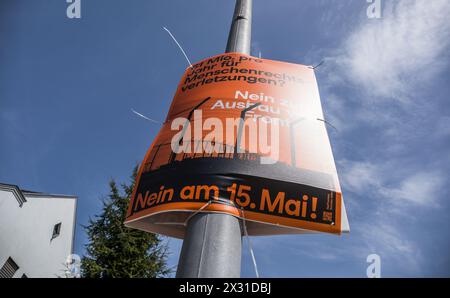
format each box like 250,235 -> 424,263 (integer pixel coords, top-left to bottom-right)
125,53 -> 349,238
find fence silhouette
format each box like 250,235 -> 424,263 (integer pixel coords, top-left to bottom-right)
142,140 -> 259,173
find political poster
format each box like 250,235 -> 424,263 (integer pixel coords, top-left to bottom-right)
125,53 -> 349,238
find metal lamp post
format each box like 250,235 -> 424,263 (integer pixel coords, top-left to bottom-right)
175,0 -> 252,278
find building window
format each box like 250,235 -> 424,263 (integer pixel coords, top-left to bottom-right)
0,257 -> 19,278
52,222 -> 62,240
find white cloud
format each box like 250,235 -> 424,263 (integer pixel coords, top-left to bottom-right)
339,160 -> 443,207
338,160 -> 435,273
357,222 -> 422,273
361,223 -> 414,254
434,116 -> 450,138
319,1 -> 450,139
336,0 -> 450,100
380,172 -> 444,207
339,160 -> 381,193
309,1 -> 450,275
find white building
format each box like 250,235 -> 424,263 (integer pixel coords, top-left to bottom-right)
0,183 -> 77,278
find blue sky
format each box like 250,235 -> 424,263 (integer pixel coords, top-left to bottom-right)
1,0 -> 449,277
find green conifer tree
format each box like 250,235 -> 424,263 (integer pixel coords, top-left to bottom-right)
81,166 -> 170,278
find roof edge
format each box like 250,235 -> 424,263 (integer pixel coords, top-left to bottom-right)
0,182 -> 77,201
23,192 -> 78,199
0,183 -> 27,207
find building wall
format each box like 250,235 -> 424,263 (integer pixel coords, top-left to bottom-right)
0,187 -> 77,278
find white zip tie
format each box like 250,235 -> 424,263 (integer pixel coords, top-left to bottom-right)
167,198 -> 260,278
131,108 -> 162,124
183,200 -> 212,226
317,118 -> 338,131
308,60 -> 324,70
183,198 -> 237,226
240,207 -> 260,278
163,26 -> 194,69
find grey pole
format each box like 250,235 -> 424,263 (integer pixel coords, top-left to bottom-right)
226,0 -> 252,55
175,0 -> 252,278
